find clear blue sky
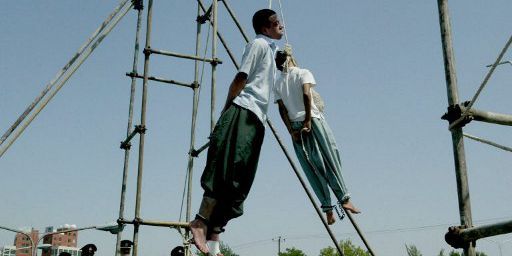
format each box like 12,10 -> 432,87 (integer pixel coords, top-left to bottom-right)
1,1 -> 511,256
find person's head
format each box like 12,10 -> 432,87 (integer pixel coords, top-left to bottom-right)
80,244 -> 97,256
120,240 -> 133,255
275,50 -> 298,72
252,9 -> 284,40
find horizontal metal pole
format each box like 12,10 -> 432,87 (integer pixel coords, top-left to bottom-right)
462,107 -> 512,126
126,72 -> 196,88
146,48 -> 222,64
462,220 -> 512,241
118,219 -> 190,229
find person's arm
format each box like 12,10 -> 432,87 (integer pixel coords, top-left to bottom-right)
277,100 -> 300,142
222,72 -> 248,112
302,83 -> 313,132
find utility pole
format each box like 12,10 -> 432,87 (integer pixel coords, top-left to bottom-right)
436,0 -> 475,255
273,236 -> 285,255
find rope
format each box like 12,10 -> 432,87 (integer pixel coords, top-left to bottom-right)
277,0 -> 289,45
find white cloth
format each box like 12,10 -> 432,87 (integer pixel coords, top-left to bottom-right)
233,34 -> 278,124
273,67 -> 323,121
207,240 -> 221,256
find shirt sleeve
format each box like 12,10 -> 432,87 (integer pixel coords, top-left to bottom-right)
273,75 -> 283,103
300,69 -> 316,87
238,40 -> 264,76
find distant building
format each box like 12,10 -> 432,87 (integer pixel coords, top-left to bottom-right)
13,228 -> 39,256
41,226 -> 79,256
47,246 -> 81,256
0,246 -> 16,256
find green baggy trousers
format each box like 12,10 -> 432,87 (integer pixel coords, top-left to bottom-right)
291,118 -> 350,212
201,104 -> 265,229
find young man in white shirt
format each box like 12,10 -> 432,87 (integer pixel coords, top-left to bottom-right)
190,9 -> 283,255
273,50 -> 360,225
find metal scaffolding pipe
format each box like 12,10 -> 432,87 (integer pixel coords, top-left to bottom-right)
197,0 -> 240,69
119,219 -> 190,229
463,133 -> 512,153
132,0 -> 154,255
449,35 -> 512,130
445,220 -> 512,248
127,72 -> 196,88
461,107 -> 512,126
460,220 -> 512,242
0,0 -> 131,147
267,119 -> 346,256
220,0 -> 250,43
0,0 -> 133,158
147,48 -> 221,64
210,0 -> 218,131
437,0 -> 475,254
115,6 -> 144,256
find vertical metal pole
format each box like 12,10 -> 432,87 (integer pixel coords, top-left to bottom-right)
210,0 -> 218,131
132,0 -> 154,256
182,3 -> 204,256
436,1 -> 475,255
116,7 -> 144,256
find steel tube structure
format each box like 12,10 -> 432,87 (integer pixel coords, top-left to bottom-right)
220,0 -> 250,42
0,0 -> 133,158
463,133 -> 512,153
131,0 -> 154,255
461,107 -> 512,126
460,220 -> 512,242
128,73 -> 195,88
119,219 -> 190,229
197,0 -> 240,69
437,0 -> 475,255
0,0 -> 131,148
147,48 -> 221,64
115,5 -> 144,256
210,0 -> 218,131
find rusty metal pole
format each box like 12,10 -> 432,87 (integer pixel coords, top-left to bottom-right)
210,0 -> 218,131
132,0 -> 154,255
116,4 -> 144,256
436,1 -> 475,255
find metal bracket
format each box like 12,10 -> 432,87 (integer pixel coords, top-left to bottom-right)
132,0 -> 143,10
441,101 -> 473,128
445,225 -> 474,249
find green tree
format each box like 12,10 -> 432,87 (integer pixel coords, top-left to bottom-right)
318,240 -> 370,256
405,244 -> 422,256
278,247 -> 307,256
437,248 -> 489,256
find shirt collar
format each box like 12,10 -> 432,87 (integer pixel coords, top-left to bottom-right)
256,34 -> 277,51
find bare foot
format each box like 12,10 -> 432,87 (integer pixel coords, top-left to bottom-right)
206,239 -> 223,256
342,201 -> 361,214
326,211 -> 336,225
190,219 -> 209,253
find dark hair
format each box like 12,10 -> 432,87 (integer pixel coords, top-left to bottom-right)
275,50 -> 287,71
252,9 -> 276,34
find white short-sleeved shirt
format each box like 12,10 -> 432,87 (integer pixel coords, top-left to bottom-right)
273,67 -> 324,122
233,34 -> 278,123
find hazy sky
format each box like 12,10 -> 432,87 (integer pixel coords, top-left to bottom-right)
1,1 -> 511,256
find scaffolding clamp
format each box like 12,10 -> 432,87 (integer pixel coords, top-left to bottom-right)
143,47 -> 152,56
134,124 -> 147,134
441,101 -> 473,129
445,225 -> 474,249
210,58 -> 222,67
132,0 -> 143,11
196,4 -> 213,24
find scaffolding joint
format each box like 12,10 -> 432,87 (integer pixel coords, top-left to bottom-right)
143,47 -> 152,56
131,0 -> 143,10
441,101 -> 473,129
126,72 -> 136,78
445,225 -> 473,249
135,124 -> 147,134
191,81 -> 200,89
210,58 -> 222,66
120,141 -> 132,150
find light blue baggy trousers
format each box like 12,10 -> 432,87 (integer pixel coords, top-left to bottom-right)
291,118 -> 350,212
